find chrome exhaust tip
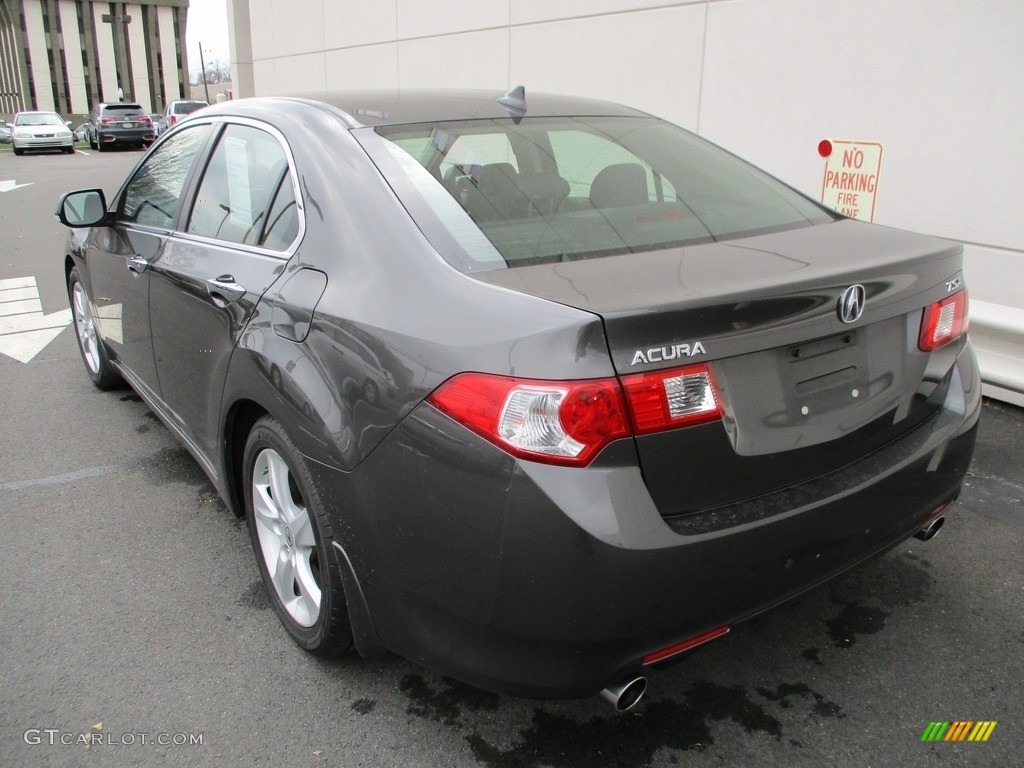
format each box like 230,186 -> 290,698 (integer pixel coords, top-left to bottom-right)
914,516 -> 945,541
600,676 -> 648,712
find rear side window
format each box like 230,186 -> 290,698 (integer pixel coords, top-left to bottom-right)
368,117 -> 835,271
187,124 -> 299,250
120,124 -> 212,228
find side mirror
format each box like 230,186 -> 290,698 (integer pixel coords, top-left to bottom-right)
56,189 -> 109,228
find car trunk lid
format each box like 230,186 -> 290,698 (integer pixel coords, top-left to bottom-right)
474,219 -> 966,515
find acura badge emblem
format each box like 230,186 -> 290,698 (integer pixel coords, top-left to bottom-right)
838,284 -> 866,324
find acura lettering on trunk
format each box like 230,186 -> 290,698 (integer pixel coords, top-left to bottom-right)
631,341 -> 707,366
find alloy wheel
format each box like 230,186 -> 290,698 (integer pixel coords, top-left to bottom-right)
251,448 -> 322,627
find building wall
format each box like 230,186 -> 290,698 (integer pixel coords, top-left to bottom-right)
229,0 -> 1023,320
1,0 -> 190,117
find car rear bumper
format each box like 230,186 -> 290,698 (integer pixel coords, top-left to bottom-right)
314,342 -> 981,698
97,129 -> 154,143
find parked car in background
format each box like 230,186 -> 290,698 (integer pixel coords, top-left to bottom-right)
73,123 -> 89,142
86,103 -> 155,151
156,99 -> 208,135
0,123 -> 12,144
11,111 -> 74,154
55,88 -> 980,709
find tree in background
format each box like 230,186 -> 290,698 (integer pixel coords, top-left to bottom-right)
191,60 -> 232,86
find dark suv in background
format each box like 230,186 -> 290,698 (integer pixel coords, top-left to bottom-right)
87,103 -> 155,151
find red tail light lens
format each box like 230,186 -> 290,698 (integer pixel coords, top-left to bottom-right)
99,117 -> 115,124
139,115 -> 152,123
427,364 -> 723,467
169,115 -> 177,125
621,364 -> 722,434
428,374 -> 629,466
919,290 -> 968,351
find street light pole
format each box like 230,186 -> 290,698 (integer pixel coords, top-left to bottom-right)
197,42 -> 211,104
101,11 -> 133,102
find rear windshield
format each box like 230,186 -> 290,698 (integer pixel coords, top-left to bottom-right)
103,104 -> 145,114
172,101 -> 208,114
362,117 -> 835,271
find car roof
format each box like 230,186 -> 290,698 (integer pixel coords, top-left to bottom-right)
197,88 -> 651,128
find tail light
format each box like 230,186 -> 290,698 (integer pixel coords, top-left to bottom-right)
919,289 -> 968,351
427,364 -> 722,467
169,115 -> 178,125
99,117 -> 115,124
621,364 -> 722,434
139,115 -> 152,124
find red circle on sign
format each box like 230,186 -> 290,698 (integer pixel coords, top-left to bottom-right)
818,139 -> 833,158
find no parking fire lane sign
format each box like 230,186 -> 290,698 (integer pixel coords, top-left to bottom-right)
818,139 -> 883,222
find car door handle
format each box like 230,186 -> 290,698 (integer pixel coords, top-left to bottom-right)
207,275 -> 246,304
127,255 -> 149,275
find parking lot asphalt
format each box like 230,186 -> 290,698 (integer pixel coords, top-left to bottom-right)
1,149 -> 1022,768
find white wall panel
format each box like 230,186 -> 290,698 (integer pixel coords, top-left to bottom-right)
271,52 -> 326,94
325,0 -> 397,50
252,58 -> 278,95
276,0 -> 324,56
396,0 -> 508,40
397,29 -> 508,90
512,0 -> 701,26
510,6 -> 706,129
326,43 -> 399,90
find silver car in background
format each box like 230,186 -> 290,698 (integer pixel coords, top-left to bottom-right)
156,99 -> 209,135
12,111 -> 74,155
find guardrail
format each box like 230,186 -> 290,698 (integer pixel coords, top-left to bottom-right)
970,300 -> 1024,408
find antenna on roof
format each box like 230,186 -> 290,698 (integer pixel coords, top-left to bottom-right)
497,85 -> 527,123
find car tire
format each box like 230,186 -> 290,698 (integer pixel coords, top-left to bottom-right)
97,139 -> 106,153
68,267 -> 122,389
64,146 -> 74,155
13,147 -> 23,156
243,415 -> 354,657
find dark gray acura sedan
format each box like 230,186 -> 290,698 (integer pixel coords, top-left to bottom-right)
56,88 -> 979,710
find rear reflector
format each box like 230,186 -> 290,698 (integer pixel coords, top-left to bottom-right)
428,364 -> 723,467
643,625 -> 730,664
621,364 -> 722,434
919,289 -> 968,351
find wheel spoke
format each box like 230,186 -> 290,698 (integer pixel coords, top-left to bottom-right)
271,547 -> 295,599
290,508 -> 315,548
